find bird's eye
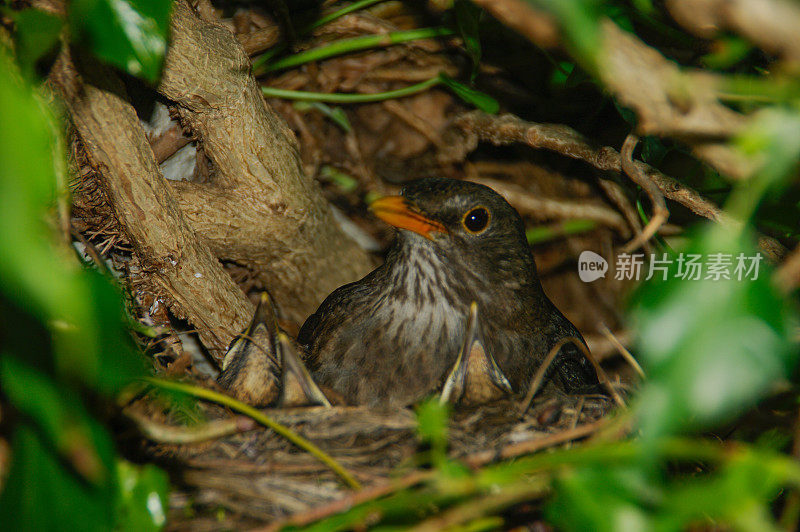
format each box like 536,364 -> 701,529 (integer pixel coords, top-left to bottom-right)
462,207 -> 490,234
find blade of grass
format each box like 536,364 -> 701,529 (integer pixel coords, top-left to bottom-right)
261,27 -> 455,73
262,73 -> 497,113
261,76 -> 441,103
253,0 -> 388,71
525,219 -> 597,244
142,377 -> 361,490
306,0 -> 387,32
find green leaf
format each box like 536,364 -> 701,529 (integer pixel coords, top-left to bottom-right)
320,165 -> 359,193
85,271 -> 147,395
546,465 -> 654,532
416,398 -> 450,446
0,355 -> 110,484
630,226 -> 798,441
702,36 -> 753,70
68,0 -> 171,83
0,423 -> 117,532
658,453 -> 785,531
11,9 -> 64,81
454,0 -> 483,82
0,46 -> 144,393
526,219 -> 596,244
631,0 -> 654,14
116,461 -> 170,532
294,101 -> 352,132
416,398 -> 451,466
735,108 -> 800,190
615,101 -> 638,127
438,73 -> 499,113
602,4 -> 634,33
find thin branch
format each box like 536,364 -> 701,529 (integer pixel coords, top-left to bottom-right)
257,471 -> 433,532
70,227 -> 110,276
259,418 -> 609,531
519,337 -> 577,416
470,177 -> 628,235
461,417 -> 611,468
581,343 -> 627,409
599,324 -> 645,379
125,410 -> 256,444
620,134 -> 669,253
449,111 -> 785,261
597,177 -> 642,242
472,0 -> 752,178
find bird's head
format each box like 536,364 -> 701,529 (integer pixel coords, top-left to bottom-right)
369,178 -> 537,284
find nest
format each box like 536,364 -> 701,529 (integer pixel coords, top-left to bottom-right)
140,394 -> 611,530
57,1 -> 657,528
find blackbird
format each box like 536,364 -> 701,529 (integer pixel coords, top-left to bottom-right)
297,178 -> 600,407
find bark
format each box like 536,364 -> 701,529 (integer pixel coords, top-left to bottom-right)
159,0 -> 374,324
52,0 -> 374,356
51,51 -> 251,354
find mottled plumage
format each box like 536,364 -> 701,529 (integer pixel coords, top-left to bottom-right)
299,178 -> 599,407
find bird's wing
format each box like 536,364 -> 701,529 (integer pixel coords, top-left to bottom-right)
554,340 -> 602,394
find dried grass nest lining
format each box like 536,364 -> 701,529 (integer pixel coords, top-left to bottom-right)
152,394 -> 610,525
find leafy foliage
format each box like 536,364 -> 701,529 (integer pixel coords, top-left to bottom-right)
3,0 -> 800,530
0,3 -> 168,528
68,0 -> 171,82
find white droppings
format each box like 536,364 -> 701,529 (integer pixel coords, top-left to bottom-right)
194,272 -> 202,278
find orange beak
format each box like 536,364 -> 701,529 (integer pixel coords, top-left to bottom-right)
369,196 -> 446,240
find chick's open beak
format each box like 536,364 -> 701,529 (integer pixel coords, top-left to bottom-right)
369,196 -> 446,240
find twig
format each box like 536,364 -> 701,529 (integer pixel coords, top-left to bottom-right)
250,0 -> 387,69
619,134 -> 668,252
584,344 -> 627,409
70,226 -> 110,276
519,337 -> 578,416
408,479 -> 550,532
462,417 -> 611,468
449,111 -> 785,261
143,377 -> 362,490
519,334 -> 625,415
599,324 -> 645,379
472,1 -> 751,177
256,471 -> 433,532
564,397 -> 587,450
471,177 -> 628,234
125,409 -> 256,444
383,100 -> 445,150
259,418 -> 609,531
597,178 -> 641,241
